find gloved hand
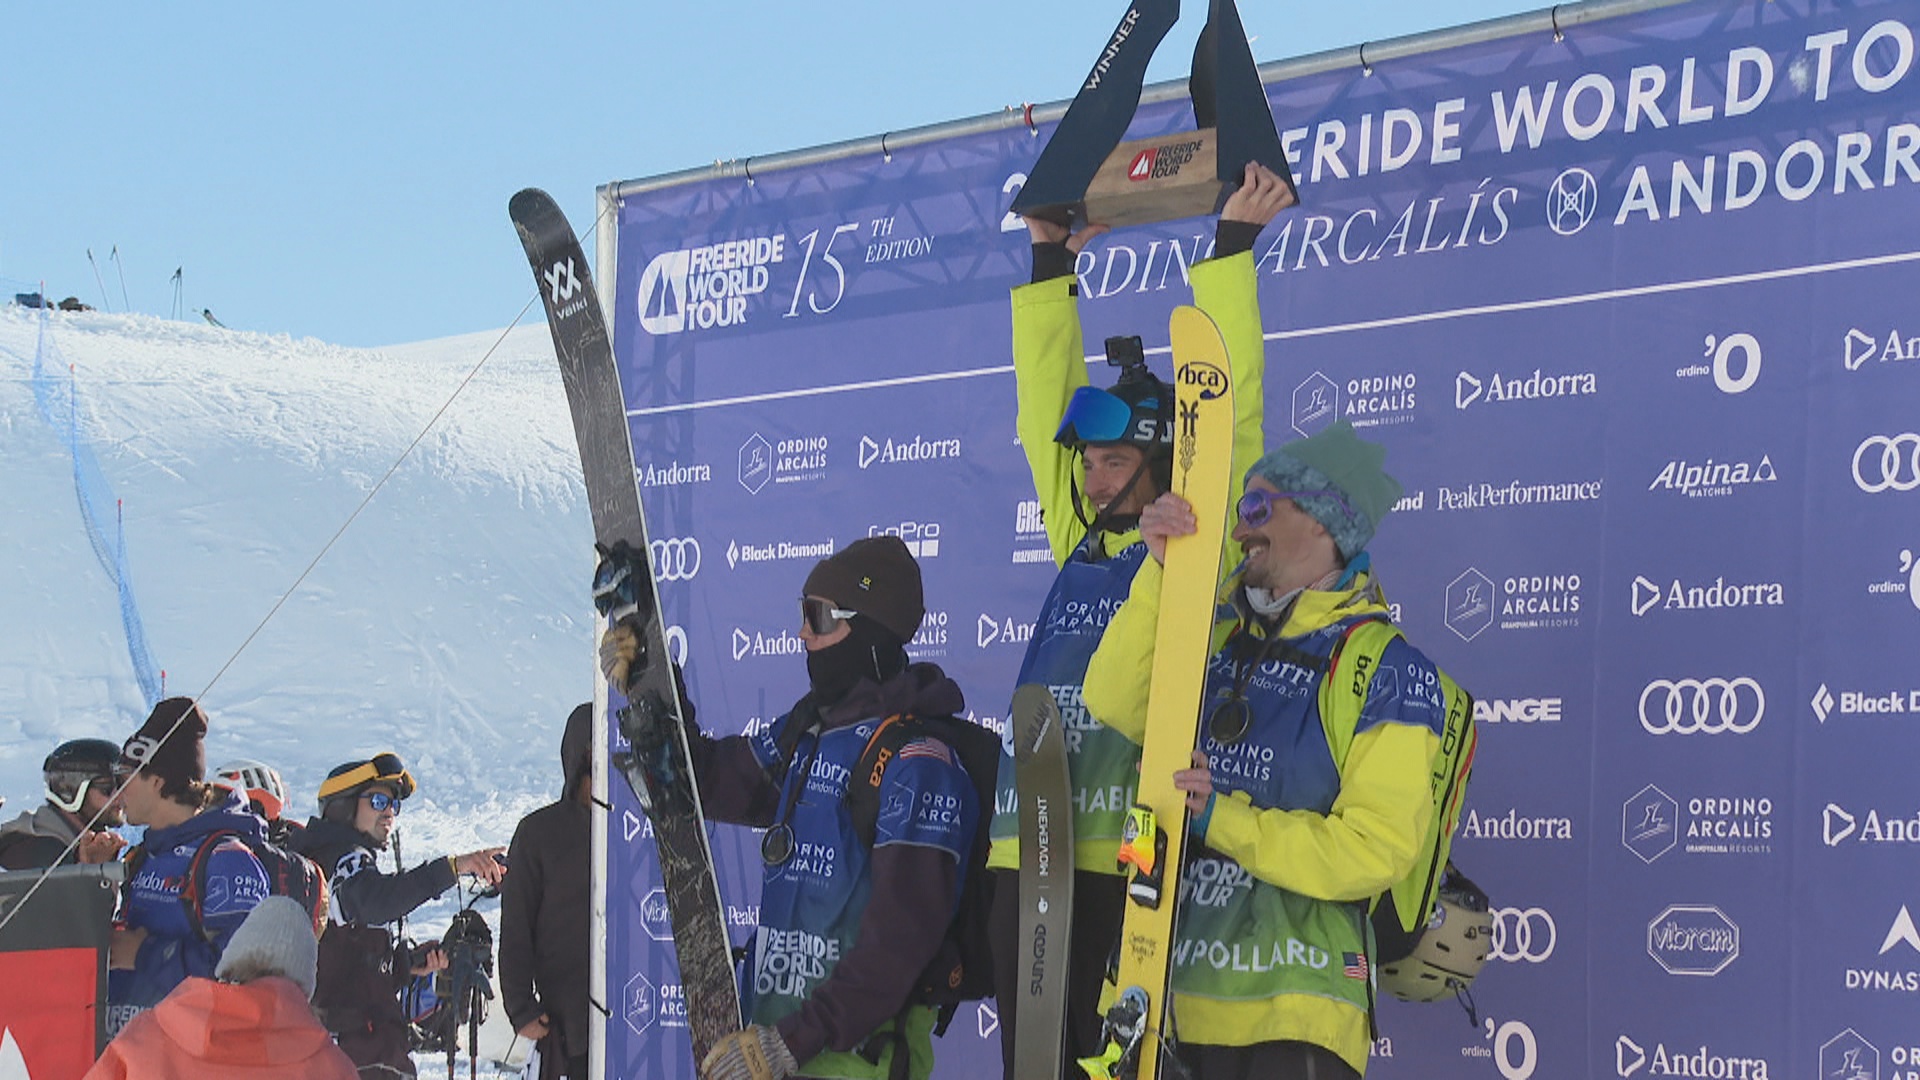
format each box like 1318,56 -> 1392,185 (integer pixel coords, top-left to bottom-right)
599,620 -> 645,691
700,1025 -> 799,1080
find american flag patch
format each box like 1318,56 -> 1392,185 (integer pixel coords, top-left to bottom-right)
896,738 -> 954,766
1342,952 -> 1369,980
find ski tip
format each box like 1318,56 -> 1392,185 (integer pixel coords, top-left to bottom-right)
508,187 -> 557,221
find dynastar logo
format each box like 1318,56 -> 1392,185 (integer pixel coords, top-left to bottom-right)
1637,678 -> 1764,735
1631,575 -> 1785,616
858,433 -> 962,469
1880,905 -> 1920,956
544,258 -> 588,319
1647,454 -> 1777,499
1824,802 -> 1920,846
977,614 -> 1035,649
1455,367 -> 1597,409
1614,1035 -> 1767,1079
1844,326 -> 1920,371
1292,372 -> 1340,437
1819,1029 -> 1878,1080
1852,433 -> 1920,493
1646,905 -> 1740,976
636,235 -> 786,335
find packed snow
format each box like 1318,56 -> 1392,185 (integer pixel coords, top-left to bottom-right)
0,301 -> 597,1070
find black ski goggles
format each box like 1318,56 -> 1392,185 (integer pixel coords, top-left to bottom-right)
319,752 -> 417,802
1237,487 -> 1356,528
801,597 -> 857,636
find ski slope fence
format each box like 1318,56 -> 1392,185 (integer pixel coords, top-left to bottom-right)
592,0 -> 1920,1076
27,306 -> 164,708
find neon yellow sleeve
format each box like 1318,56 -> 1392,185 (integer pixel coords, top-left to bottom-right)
1201,721 -> 1440,902
1011,277 -> 1093,567
1080,556 -> 1163,744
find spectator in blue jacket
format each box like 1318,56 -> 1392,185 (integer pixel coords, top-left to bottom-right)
106,697 -> 272,1036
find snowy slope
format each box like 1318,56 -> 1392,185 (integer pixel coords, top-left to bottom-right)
0,301 -> 593,910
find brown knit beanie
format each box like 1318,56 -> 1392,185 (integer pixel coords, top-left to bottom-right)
801,536 -> 925,643
120,696 -> 208,788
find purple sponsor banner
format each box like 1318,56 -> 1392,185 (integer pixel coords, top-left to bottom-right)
603,1 -> 1920,1076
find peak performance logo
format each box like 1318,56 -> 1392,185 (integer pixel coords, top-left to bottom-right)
637,235 -> 787,335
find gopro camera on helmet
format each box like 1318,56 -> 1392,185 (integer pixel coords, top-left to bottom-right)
1103,335 -> 1149,380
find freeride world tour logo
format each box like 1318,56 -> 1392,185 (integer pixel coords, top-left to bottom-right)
637,235 -> 787,335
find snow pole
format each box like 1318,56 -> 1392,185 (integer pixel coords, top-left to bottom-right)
86,248 -> 110,312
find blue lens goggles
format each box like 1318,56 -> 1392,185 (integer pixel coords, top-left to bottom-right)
363,791 -> 404,814
1055,386 -> 1138,446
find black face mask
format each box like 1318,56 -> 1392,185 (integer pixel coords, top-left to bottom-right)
805,616 -> 907,704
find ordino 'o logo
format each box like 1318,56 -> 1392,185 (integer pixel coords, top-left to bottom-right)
1852,433 -> 1920,493
649,537 -> 701,582
1547,168 -> 1599,236
1638,678 -> 1765,734
1489,907 -> 1557,962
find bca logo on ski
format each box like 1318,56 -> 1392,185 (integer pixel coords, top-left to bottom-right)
637,235 -> 787,335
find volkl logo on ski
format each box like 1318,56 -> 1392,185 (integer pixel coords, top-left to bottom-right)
544,258 -> 588,320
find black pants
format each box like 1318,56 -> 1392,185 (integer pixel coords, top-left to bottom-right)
1180,1040 -> 1360,1080
987,867 -> 1128,1080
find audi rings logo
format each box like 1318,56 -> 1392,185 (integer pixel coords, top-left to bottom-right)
1852,433 -> 1920,492
1638,678 -> 1764,735
649,537 -> 701,582
1489,907 -> 1557,962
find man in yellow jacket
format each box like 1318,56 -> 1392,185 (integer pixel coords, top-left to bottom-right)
987,163 -> 1293,1078
1084,421 -> 1440,1079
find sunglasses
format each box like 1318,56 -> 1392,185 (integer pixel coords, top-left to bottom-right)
800,597 -> 857,636
362,791 -> 404,814
1237,487 -> 1356,528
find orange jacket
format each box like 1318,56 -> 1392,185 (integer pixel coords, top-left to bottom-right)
85,976 -> 357,1080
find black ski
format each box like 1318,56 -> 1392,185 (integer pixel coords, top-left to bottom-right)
509,188 -> 741,1066
1012,684 -> 1075,1080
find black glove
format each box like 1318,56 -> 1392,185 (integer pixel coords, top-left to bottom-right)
591,540 -> 651,624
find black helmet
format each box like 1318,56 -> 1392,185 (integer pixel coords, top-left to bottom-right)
1054,335 -> 1174,490
318,753 -> 416,822
44,738 -> 121,812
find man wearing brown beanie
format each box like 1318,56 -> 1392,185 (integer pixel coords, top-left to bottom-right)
599,536 -> 985,1080
106,696 -> 274,1036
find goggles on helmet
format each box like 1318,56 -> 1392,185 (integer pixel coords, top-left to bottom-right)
318,752 -> 416,802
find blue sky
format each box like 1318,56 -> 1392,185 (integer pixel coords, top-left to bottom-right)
1,2 -> 1540,347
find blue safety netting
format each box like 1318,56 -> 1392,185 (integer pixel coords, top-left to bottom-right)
28,304 -> 164,708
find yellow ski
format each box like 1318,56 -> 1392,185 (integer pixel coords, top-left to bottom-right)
1081,306 -> 1236,1080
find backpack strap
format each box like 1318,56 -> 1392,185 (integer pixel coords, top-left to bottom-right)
177,828 -> 245,945
1314,615 -> 1400,772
